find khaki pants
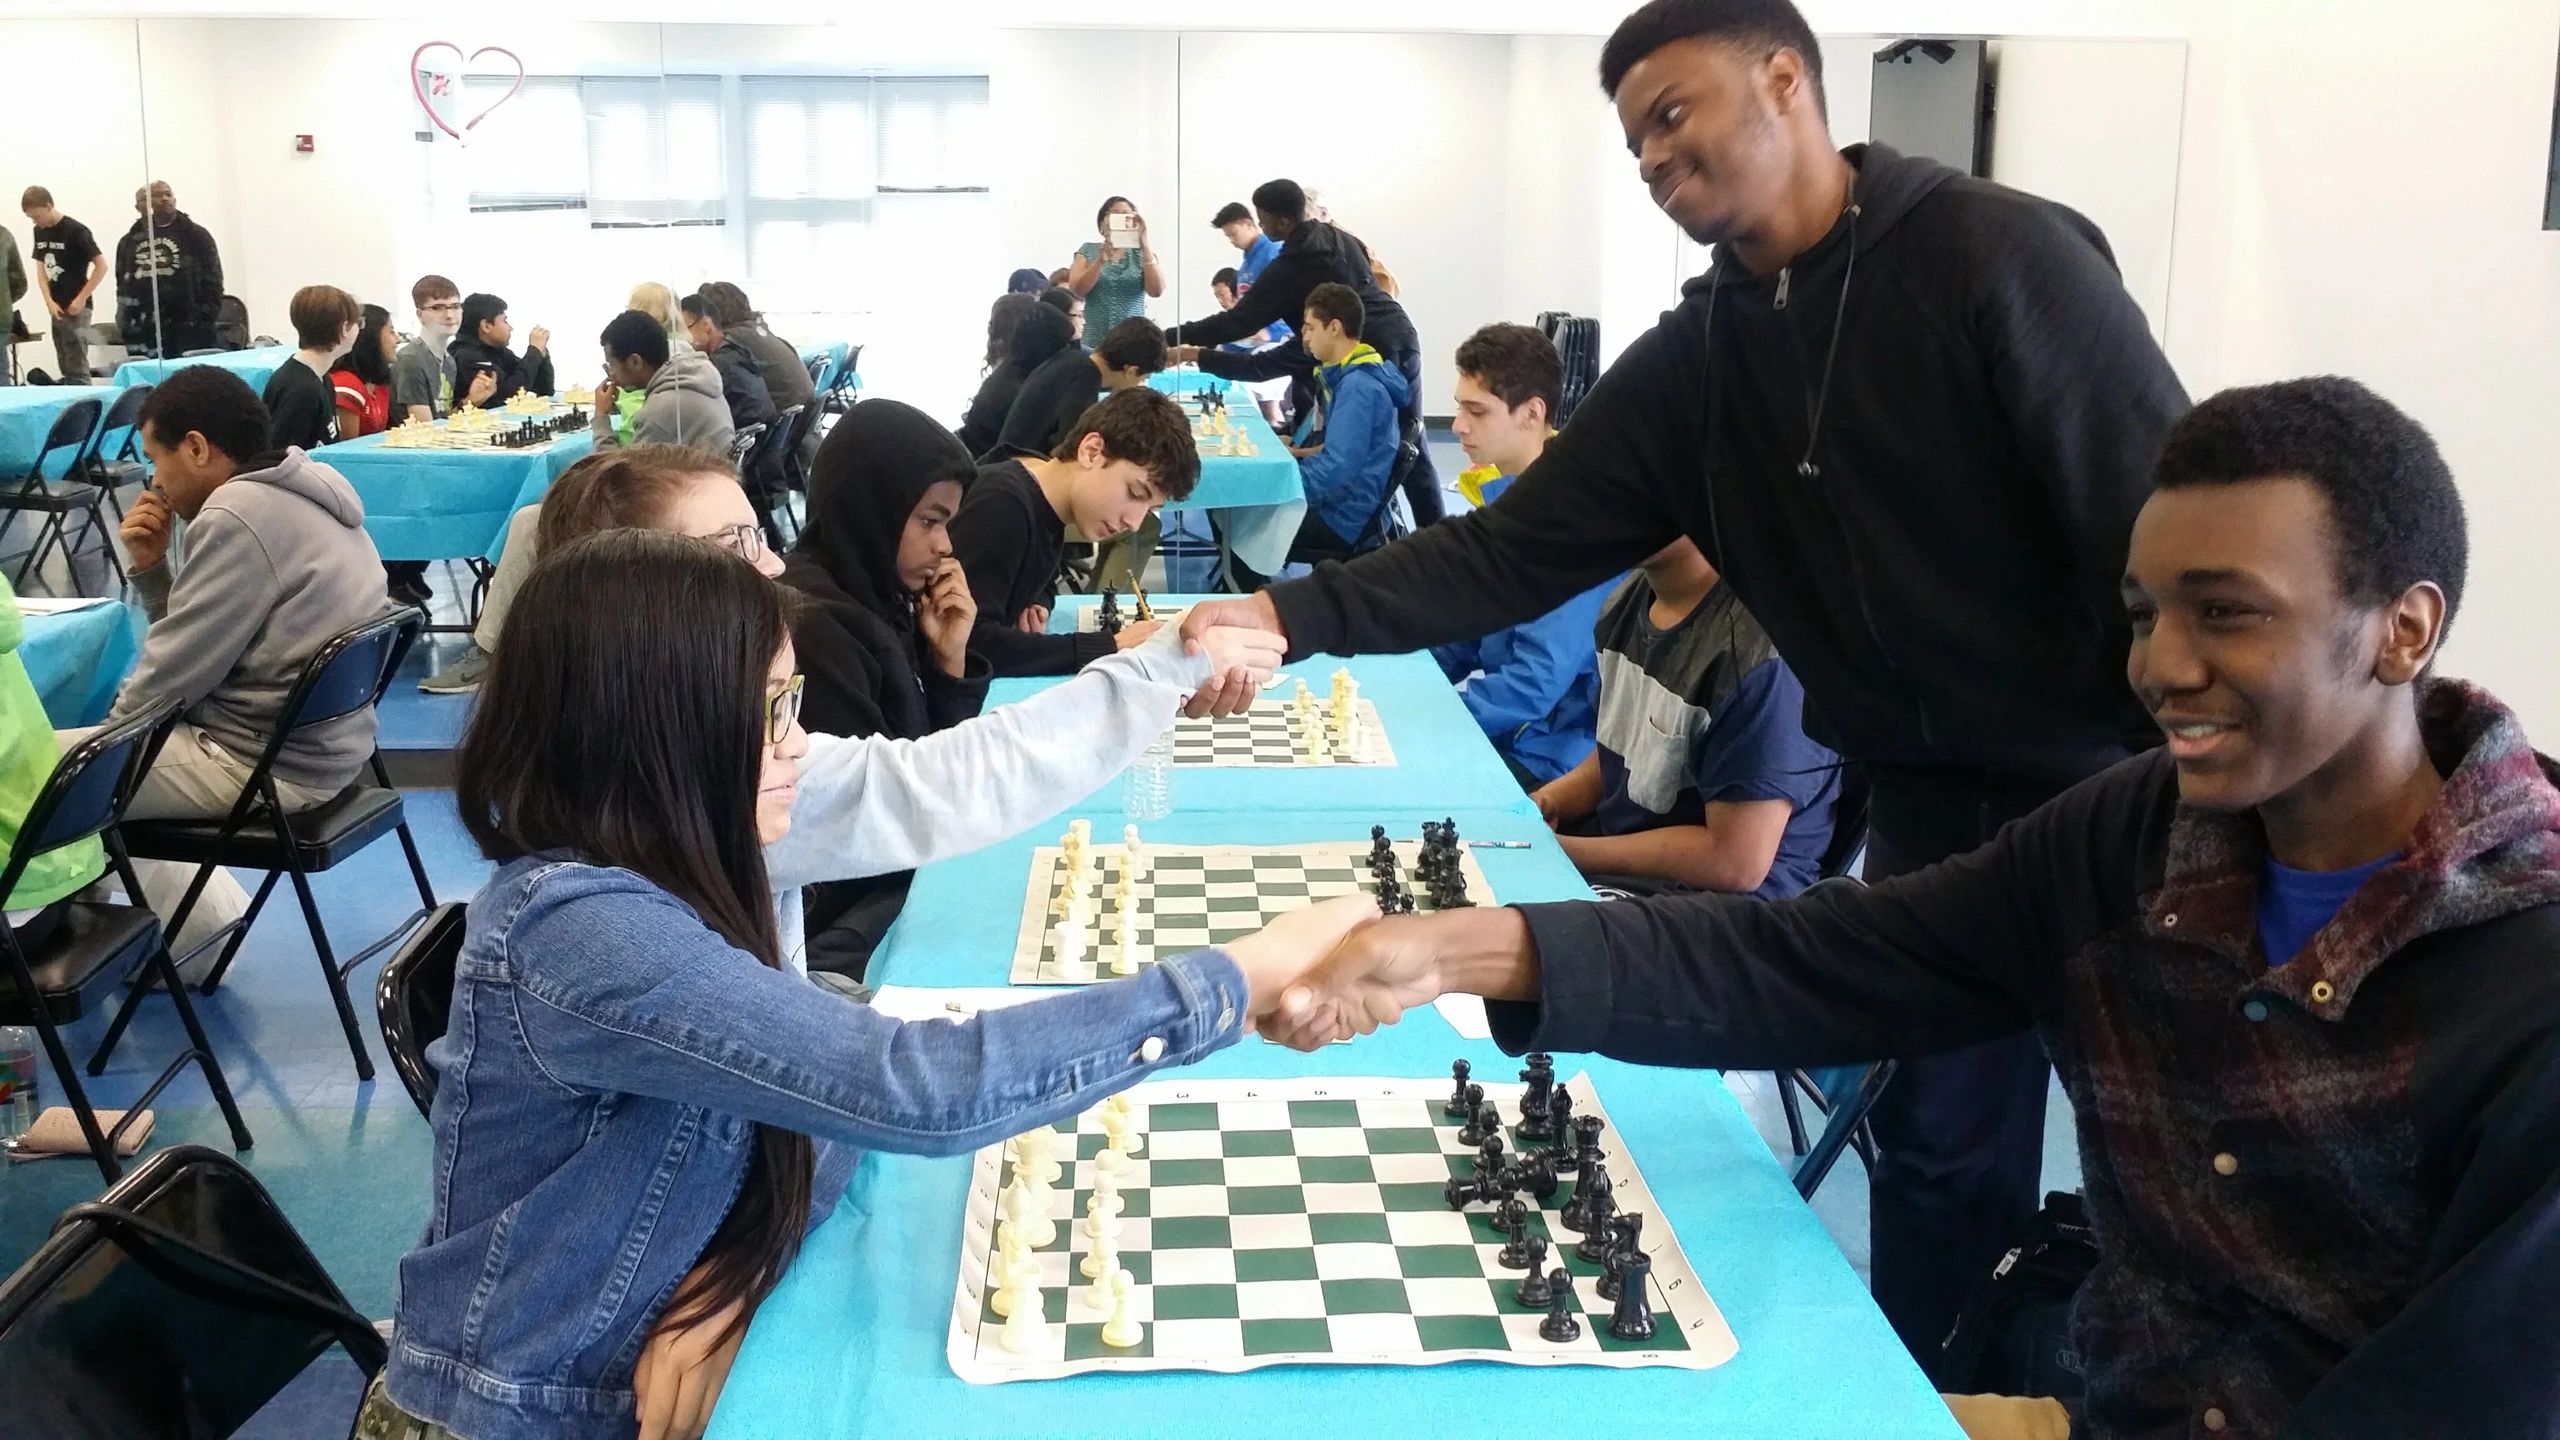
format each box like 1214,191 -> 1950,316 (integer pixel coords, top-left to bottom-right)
1943,1394 -> 2072,1440
58,721 -> 337,978
48,303 -> 94,382
471,506 -> 541,651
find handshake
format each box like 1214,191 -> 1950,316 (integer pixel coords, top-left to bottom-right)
1218,895 -> 1535,1052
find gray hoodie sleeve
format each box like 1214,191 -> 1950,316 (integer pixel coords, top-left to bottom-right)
763,623 -> 1212,891
112,512 -> 278,722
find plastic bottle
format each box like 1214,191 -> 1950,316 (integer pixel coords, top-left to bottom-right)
1125,732 -> 1174,822
0,1026 -> 38,1143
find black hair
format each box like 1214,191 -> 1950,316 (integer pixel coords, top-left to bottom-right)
140,364 -> 269,462
1055,387 -> 1201,501
600,308 -> 672,368
459,292 -> 508,345
338,304 -> 395,387
2152,376 -> 2469,629
1095,195 -> 1134,231
1599,0 -> 1826,111
679,291 -> 727,329
1455,322 -> 1563,419
1037,285 -> 1077,317
1211,267 -> 1240,291
1304,282 -> 1364,341
1210,202 -> 1252,228
1092,318 -> 1168,375
455,528 -> 808,1349
984,292 -> 1040,371
1251,179 -> 1308,225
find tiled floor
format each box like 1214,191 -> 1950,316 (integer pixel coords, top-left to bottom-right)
5,432 -> 2084,1435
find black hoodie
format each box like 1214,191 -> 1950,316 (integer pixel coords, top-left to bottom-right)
114,209 -> 224,350
447,334 -> 555,405
780,399 -> 991,742
1169,219 -> 1417,373
1269,145 -> 2187,790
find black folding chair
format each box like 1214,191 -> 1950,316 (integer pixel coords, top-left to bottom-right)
749,405 -> 805,547
0,700 -> 252,1182
0,395 -> 117,592
74,382 -> 153,518
0,1144 -> 385,1439
1772,766 -> 1896,1200
92,608 -> 437,1082
374,902 -> 467,1121
820,344 -> 862,414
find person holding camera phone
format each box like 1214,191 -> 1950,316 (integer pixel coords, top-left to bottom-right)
1065,196 -> 1162,342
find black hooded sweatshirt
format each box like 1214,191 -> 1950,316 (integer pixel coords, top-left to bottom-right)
1168,220 -> 1417,380
780,399 -> 992,742
960,302 -> 1074,456
447,335 -> 554,405
114,209 -> 224,348
1268,145 -> 2188,791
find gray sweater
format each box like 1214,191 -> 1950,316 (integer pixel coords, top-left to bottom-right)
115,449 -> 392,790
591,346 -> 733,457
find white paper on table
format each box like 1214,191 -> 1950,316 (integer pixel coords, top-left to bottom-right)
1432,993 -> 1492,1040
13,595 -> 115,615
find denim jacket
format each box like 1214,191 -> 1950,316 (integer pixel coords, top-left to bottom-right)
384,854 -> 1248,1440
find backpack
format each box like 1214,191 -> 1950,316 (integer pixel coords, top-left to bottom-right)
1938,1189 -> 2098,1400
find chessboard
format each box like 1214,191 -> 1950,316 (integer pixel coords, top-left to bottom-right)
1163,699 -> 1396,768
1010,828 -> 1492,986
947,1070 -> 1738,1383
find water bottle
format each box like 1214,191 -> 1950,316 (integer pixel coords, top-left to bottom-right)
1125,732 -> 1174,822
0,1026 -> 38,1144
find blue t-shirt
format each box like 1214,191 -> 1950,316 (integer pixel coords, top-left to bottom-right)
2257,851 -> 2400,967
1235,233 -> 1291,343
1588,578 -> 1839,900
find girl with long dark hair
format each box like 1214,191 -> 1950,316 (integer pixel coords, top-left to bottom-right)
367,531 -> 1358,1440
329,303 -> 397,439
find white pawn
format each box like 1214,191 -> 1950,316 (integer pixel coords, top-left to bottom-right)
1099,1269 -> 1143,1348
988,1222 -> 1037,1318
1055,915 -> 1092,978
1105,1094 -> 1144,1155
1110,921 -> 1139,976
1083,1234 -> 1118,1310
1082,1188 -> 1124,1247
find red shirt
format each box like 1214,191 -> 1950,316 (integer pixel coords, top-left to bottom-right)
329,369 -> 390,438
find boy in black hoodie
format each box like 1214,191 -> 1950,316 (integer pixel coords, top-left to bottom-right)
447,293 -> 554,406
1180,0 -> 2190,1370
113,181 -> 224,356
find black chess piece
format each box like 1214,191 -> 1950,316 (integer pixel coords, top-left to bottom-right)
1511,1149 -> 1562,1205
1445,1059 -> 1474,1117
1516,1065 -> 1553,1141
1576,1187 -> 1620,1261
1474,1133 -> 1507,1181
1538,1269 -> 1581,1342
1496,1200 -> 1534,1269
1563,1161 -> 1613,1234
1443,1173 -> 1498,1211
1573,1113 -> 1607,1171
1371,823 -> 1389,847
1607,1250 -> 1657,1341
1547,1088 -> 1578,1169
1515,1238 -> 1552,1306
1597,1214 -> 1644,1301
1460,1100 -> 1501,1147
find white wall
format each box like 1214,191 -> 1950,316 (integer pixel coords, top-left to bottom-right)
0,19 -> 151,376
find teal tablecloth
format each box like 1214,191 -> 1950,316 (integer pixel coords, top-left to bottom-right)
0,386 -> 114,481
19,600 -> 144,727
712,803 -> 1958,1438
1149,372 -> 1305,575
1011,595 -> 1531,819
321,427 -> 596,564
109,344 -> 293,392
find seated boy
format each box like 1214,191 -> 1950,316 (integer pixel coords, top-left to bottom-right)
1275,378 -> 2558,1439
63,367 -> 390,963
991,316 -> 1167,462
593,308 -> 734,456
949,387 -> 1201,677
1235,282 -> 1410,588
1429,323 -> 1617,788
1532,535 -> 1838,899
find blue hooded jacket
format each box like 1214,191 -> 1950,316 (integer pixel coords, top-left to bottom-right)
1430,472 -> 1616,784
1294,342 -> 1412,544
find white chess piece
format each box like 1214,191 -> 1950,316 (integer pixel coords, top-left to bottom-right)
1083,1229 -> 1119,1310
1012,1129 -> 1062,1187
989,1221 -> 1038,1317
1105,1094 -> 1144,1155
1054,915 -> 1091,977
1003,1172 -> 1058,1250
1099,1269 -> 1143,1348
998,1268 -> 1052,1354
1109,918 -> 1138,976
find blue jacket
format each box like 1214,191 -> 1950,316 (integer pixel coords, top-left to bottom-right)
1295,343 -> 1411,545
384,855 -> 1247,1440
1236,234 -> 1291,343
1430,472 -> 1615,784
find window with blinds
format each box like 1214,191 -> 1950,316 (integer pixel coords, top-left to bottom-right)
740,75 -> 989,280
462,77 -> 588,212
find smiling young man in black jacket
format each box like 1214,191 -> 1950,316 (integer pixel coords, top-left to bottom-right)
1179,0 -> 2188,1371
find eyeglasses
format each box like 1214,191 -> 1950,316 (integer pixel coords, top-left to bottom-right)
700,523 -> 767,565
767,674 -> 806,747
422,301 -> 462,315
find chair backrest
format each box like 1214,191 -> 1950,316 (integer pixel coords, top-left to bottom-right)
0,699 -> 181,904
753,406 -> 804,472
1816,764 -> 1872,882
213,295 -> 253,350
804,354 -> 829,390
728,422 -> 767,470
280,607 -> 423,737
1354,439 -> 1423,553
74,383 -> 153,479
824,345 -> 862,401
0,1144 -> 385,1439
30,397 -> 104,477
376,902 -> 468,1119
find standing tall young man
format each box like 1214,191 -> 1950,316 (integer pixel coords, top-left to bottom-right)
20,187 -> 107,382
1180,0 -> 2188,1370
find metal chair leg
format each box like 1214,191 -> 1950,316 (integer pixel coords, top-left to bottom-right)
148,939 -> 254,1153
284,865 -> 374,1081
